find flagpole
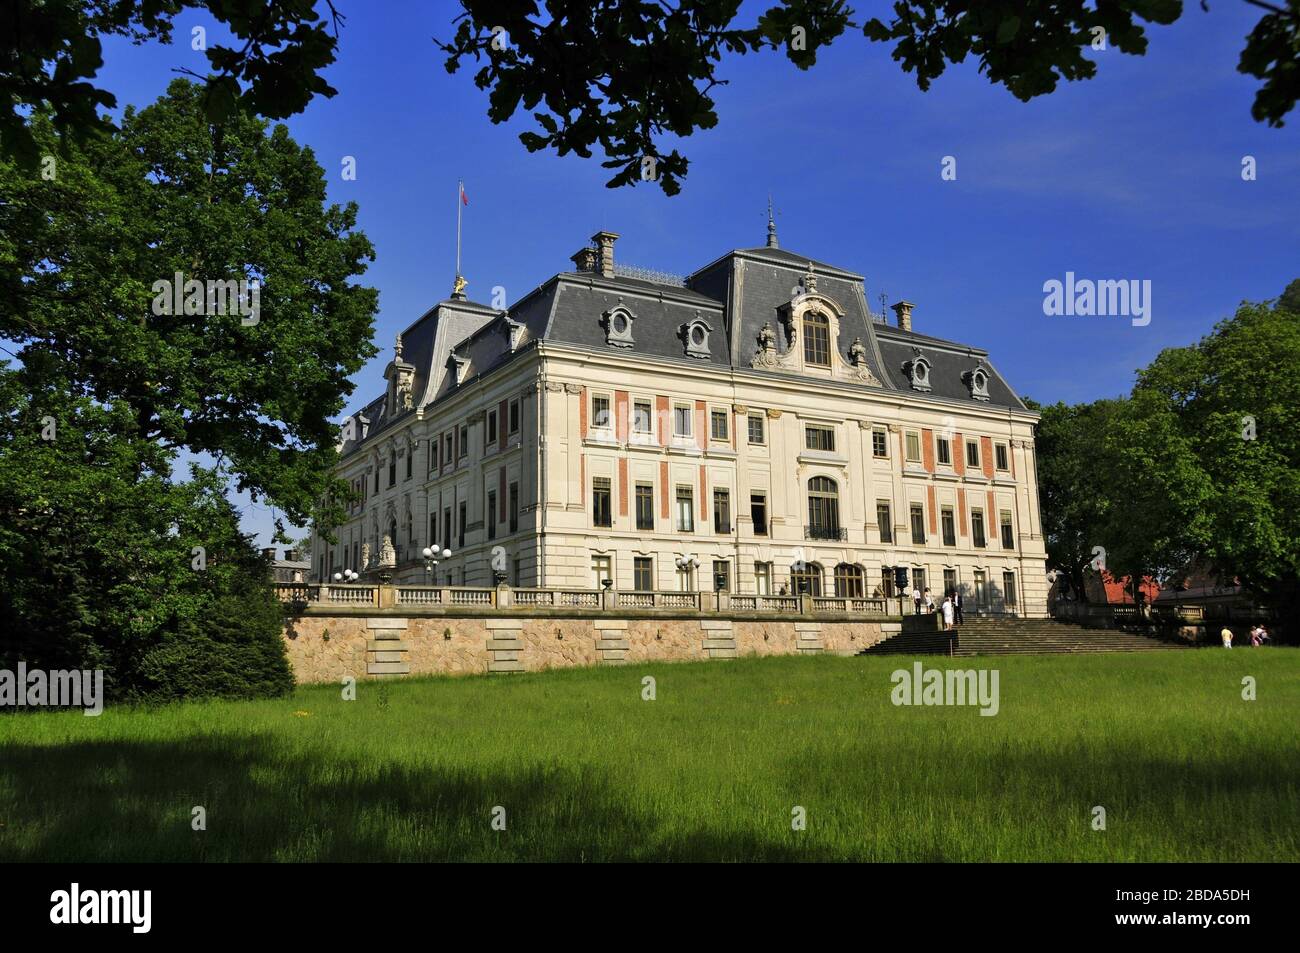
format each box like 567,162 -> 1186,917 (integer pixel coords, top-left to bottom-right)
456,179 -> 462,278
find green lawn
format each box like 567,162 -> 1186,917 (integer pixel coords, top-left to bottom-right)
1,651 -> 1296,861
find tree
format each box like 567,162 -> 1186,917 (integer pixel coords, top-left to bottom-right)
438,0 -> 1300,194
1,0 -> 345,168
0,79 -> 377,535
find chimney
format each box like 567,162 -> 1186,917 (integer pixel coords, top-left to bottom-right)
891,300 -> 915,333
284,548 -> 299,562
570,246 -> 598,273
591,230 -> 619,278
261,547 -> 276,561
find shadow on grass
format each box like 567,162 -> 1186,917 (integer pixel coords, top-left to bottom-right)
0,733 -> 828,862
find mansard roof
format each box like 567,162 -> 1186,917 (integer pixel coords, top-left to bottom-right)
338,231 -> 1032,458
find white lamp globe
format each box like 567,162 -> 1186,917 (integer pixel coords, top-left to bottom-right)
441,548 -> 452,559
333,572 -> 342,581
422,547 -> 433,558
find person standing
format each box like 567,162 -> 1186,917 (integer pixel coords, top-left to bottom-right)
1250,625 -> 1262,647
912,585 -> 921,615
924,588 -> 934,614
954,589 -> 964,625
1220,626 -> 1233,649
941,595 -> 955,632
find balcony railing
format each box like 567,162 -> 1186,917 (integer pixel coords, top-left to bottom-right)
804,525 -> 847,541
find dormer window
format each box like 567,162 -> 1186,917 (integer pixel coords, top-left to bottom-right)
963,363 -> 991,401
679,316 -> 712,360
802,311 -> 831,367
602,306 -> 636,348
903,355 -> 932,392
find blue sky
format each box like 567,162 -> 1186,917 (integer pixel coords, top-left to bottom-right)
95,1 -> 1300,547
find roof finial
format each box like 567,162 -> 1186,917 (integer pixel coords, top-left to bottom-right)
766,194 -> 779,248
394,332 -> 404,361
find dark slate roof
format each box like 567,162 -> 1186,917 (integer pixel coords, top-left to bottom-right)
339,237 -> 1032,457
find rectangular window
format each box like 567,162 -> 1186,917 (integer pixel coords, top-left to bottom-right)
429,513 -> 438,549
512,557 -> 521,586
712,560 -> 731,593
675,486 -> 694,532
751,492 -> 768,536
458,425 -> 468,458
972,509 -> 987,548
430,438 -> 439,473
444,434 -> 453,467
509,482 -> 519,533
710,410 -> 728,441
509,399 -> 520,435
592,395 -> 611,430
905,431 -> 921,463
713,488 -> 731,534
405,450 -> 412,481
880,568 -> 895,599
755,562 -> 772,595
635,483 -> 654,531
388,456 -> 396,487
966,440 -> 980,469
944,569 -> 957,598
443,507 -> 451,550
913,568 -> 926,596
974,570 -> 988,606
674,404 -> 692,437
634,557 -> 654,592
995,443 -> 1009,471
910,504 -> 926,545
877,502 -> 893,544
805,425 -> 835,452
592,476 -> 612,527
487,410 -> 498,446
748,414 -> 765,445
486,490 -> 497,540
591,555 -> 612,588
941,507 -> 956,546
1003,571 -> 1017,607
937,438 -> 951,466
1000,510 -> 1015,549
374,468 -> 379,493
872,428 -> 888,458
457,502 -> 466,548
633,400 -> 653,434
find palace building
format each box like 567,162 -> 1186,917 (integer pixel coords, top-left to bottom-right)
311,223 -> 1049,616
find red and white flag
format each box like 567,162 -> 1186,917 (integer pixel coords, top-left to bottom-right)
460,182 -> 469,206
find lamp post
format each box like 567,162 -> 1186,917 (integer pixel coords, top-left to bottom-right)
675,555 -> 700,590
332,568 -> 359,583
422,546 -> 452,583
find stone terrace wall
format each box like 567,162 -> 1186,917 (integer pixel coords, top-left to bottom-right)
282,609 -> 903,683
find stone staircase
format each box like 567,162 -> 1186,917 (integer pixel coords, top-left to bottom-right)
861,616 -> 1191,657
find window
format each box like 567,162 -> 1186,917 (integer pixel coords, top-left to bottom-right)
995,443 -> 1009,471
966,440 -> 980,469
974,570 -> 988,606
592,476 -> 612,527
457,502 -> 466,548
941,507 -> 956,547
910,504 -> 926,545
791,562 -> 823,596
443,507 -> 451,550
1003,571 -> 1018,607
805,425 -> 835,452
374,468 -> 379,493
937,437 -> 951,466
509,482 -> 519,533
512,557 -> 521,586
444,434 -> 453,467
835,563 -> 865,598
388,455 -> 396,487
1000,510 -> 1015,549
405,449 -> 412,480
880,568 -> 895,599
634,557 -> 654,592
712,560 -> 731,593
592,395 -> 611,430
872,428 -> 888,458
905,431 -> 921,463
972,509 -> 987,548
487,410 -> 498,445
803,311 -> 830,366
807,476 -> 841,540
748,414 -> 765,445
674,405 -> 692,437
914,568 -> 926,596
635,483 -> 654,531
458,425 -> 468,458
755,562 -> 772,595
877,502 -> 893,544
751,492 -> 768,537
675,486 -> 694,532
592,554 -> 612,588
713,488 -> 731,534
486,490 -> 497,540
429,513 -> 438,548
944,569 -> 957,599
509,399 -> 520,435
710,410 -> 728,441
430,438 -> 439,473
633,400 -> 653,435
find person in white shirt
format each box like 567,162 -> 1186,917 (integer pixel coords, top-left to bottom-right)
911,587 -> 921,615
941,596 -> 955,631
924,588 -> 934,614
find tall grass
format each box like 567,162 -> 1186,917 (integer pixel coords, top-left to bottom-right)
1,652 -> 1296,861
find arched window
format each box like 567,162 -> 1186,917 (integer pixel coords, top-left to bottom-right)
803,311 -> 830,367
806,476 -> 841,540
791,562 -> 823,596
835,563 -> 865,598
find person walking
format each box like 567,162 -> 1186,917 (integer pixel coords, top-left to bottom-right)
941,595 -> 955,631
1220,625 -> 1233,649
912,586 -> 921,615
1250,625 -> 1262,647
